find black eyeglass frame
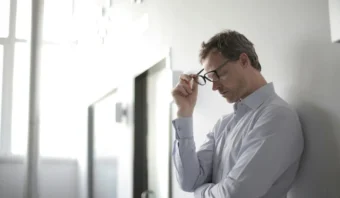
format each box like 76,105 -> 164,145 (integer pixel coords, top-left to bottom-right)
195,60 -> 230,85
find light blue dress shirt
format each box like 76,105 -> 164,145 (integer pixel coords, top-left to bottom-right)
172,83 -> 304,198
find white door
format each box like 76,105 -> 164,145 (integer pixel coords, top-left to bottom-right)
145,59 -> 172,198
92,89 -> 133,198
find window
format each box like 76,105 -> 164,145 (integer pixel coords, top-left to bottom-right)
2,0 -> 100,158
0,45 -> 4,139
9,0 -> 78,157
0,0 -> 79,157
43,0 -> 74,42
0,0 -> 12,153
0,46 -> 3,91
15,0 -> 32,40
5,0 -> 32,155
39,44 -> 78,158
11,43 -> 30,155
0,0 -> 10,38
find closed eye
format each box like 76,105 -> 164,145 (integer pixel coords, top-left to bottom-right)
219,70 -> 228,77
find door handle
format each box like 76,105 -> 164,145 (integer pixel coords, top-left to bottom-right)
141,190 -> 155,198
115,102 -> 127,123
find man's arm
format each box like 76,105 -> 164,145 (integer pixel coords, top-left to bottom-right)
172,117 -> 222,192
194,106 -> 304,198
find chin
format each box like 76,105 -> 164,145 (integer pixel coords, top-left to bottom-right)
221,92 -> 237,103
225,97 -> 236,103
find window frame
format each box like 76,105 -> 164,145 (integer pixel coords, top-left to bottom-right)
0,0 -> 18,154
0,0 -> 78,156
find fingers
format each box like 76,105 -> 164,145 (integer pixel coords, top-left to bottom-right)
172,87 -> 186,97
180,74 -> 192,83
178,85 -> 189,96
190,74 -> 198,91
172,83 -> 191,97
180,74 -> 195,93
181,83 -> 193,94
172,74 -> 198,97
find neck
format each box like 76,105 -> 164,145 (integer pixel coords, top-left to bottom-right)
241,72 -> 267,99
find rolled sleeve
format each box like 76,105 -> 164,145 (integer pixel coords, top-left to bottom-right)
172,117 -> 193,139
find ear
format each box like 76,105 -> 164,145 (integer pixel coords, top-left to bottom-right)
239,53 -> 249,68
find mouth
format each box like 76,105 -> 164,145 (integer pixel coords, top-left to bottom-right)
220,91 -> 228,96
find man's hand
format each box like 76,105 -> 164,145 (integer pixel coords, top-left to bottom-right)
171,74 -> 198,118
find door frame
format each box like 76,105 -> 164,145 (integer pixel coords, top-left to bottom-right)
87,88 -> 118,198
86,46 -> 180,198
131,47 -> 175,198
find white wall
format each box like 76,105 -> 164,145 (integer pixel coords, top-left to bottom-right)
97,0 -> 340,197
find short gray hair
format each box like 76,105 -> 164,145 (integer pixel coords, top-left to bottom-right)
199,30 -> 261,71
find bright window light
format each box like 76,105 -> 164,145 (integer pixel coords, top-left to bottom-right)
0,0 -> 10,38
11,43 -> 30,155
39,44 -> 79,158
0,45 -> 4,139
43,0 -> 74,42
16,0 -> 32,40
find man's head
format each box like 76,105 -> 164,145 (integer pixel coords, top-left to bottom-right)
198,30 -> 265,103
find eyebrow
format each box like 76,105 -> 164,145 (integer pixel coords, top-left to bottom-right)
204,60 -> 229,73
215,60 -> 229,71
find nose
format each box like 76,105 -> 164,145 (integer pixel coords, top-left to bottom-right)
212,81 -> 220,91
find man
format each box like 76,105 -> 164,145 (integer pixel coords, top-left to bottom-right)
171,30 -> 304,198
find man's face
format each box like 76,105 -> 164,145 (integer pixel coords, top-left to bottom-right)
202,52 -> 248,103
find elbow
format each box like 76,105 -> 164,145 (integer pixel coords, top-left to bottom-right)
179,183 -> 195,192
177,177 -> 197,192
173,161 -> 202,192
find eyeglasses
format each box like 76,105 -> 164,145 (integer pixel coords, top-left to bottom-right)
195,60 -> 229,86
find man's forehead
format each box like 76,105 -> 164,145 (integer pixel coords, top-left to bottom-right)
202,52 -> 225,71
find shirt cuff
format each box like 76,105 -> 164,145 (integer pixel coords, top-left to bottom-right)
172,117 -> 193,139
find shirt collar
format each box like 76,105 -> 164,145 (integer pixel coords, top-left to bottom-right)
234,82 -> 275,111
